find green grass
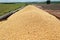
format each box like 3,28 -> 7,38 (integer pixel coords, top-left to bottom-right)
0,3 -> 25,16
0,2 -> 46,16
0,2 -> 60,16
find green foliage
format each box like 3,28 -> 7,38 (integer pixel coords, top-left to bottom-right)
0,3 -> 25,16
0,2 -> 60,16
47,0 -> 50,4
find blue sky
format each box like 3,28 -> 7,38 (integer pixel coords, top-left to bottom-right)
0,0 -> 60,2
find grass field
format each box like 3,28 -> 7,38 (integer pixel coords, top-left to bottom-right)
0,2 -> 60,16
0,3 -> 25,16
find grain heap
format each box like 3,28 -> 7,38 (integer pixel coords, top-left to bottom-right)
0,21 -> 4,24
0,5 -> 60,40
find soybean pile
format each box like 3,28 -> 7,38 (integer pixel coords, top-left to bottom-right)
0,5 -> 60,40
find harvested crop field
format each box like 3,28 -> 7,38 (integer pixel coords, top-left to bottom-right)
0,5 -> 60,40
35,4 -> 60,19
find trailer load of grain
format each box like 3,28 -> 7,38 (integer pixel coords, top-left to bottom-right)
0,21 -> 5,24
0,5 -> 60,40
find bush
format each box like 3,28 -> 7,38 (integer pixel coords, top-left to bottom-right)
47,0 -> 50,4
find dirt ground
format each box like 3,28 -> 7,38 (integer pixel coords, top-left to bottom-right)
35,4 -> 60,19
